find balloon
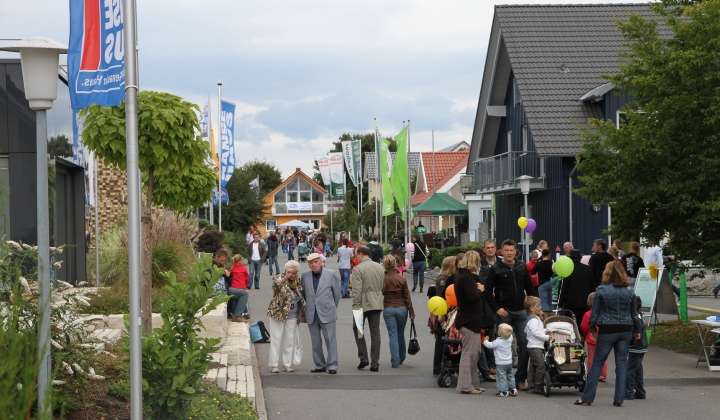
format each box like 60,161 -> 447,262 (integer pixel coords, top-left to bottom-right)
406,243 -> 415,253
445,284 -> 457,307
428,296 -> 448,316
555,256 -> 574,278
405,259 -> 411,268
518,217 -> 528,229
525,219 -> 537,233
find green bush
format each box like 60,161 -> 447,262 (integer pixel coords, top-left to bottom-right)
123,255 -> 228,418
186,384 -> 256,419
223,231 -> 247,257
81,283 -> 173,315
106,379 -> 130,400
427,246 -> 470,269
195,230 -> 225,254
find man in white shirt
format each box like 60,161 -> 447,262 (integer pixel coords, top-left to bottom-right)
337,238 -> 354,298
245,233 -> 267,289
647,241 -> 664,269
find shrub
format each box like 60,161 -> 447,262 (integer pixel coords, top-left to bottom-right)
223,231 -> 247,257
123,255 -> 228,418
427,246 -> 470,269
186,384 -> 257,419
196,230 -> 225,254
199,218 -> 217,231
81,283 -> 173,315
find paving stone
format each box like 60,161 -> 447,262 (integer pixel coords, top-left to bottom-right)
226,380 -> 237,394
217,367 -> 227,390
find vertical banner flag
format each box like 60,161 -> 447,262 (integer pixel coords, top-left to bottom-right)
390,126 -> 412,221
353,140 -> 362,184
72,109 -> 85,167
68,0 -> 126,109
316,156 -> 331,190
212,186 -> 230,206
341,141 -> 357,187
379,138 -> 394,216
328,152 -> 345,203
249,177 -> 260,200
220,100 -> 236,187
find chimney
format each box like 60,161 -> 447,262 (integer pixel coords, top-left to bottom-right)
296,167 -> 301,172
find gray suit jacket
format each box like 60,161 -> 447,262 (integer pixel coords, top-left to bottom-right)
301,268 -> 341,324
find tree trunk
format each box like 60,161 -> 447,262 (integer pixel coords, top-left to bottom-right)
141,166 -> 154,334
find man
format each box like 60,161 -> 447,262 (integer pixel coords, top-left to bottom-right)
367,234 -> 384,263
483,239 -> 538,390
207,249 -> 231,292
301,253 -> 341,374
390,233 -> 403,255
623,242 -> 645,288
337,238 -> 354,298
613,239 -> 626,259
351,245 -> 386,371
647,241 -> 664,269
246,233 -> 267,289
558,249 -> 596,324
588,239 -> 614,287
563,242 -> 574,255
481,239 -> 498,269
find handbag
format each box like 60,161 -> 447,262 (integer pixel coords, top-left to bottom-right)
408,320 -> 420,355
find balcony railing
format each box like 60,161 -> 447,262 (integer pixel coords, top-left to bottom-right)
273,203 -> 326,215
472,151 -> 546,193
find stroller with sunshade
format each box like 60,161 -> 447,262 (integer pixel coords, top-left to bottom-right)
541,310 -> 587,396
297,242 -> 310,262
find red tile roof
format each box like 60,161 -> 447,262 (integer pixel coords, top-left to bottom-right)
411,151 -> 468,206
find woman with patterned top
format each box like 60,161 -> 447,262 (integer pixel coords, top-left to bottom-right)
267,260 -> 306,373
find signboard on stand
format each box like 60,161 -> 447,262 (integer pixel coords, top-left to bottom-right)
634,267 -> 680,323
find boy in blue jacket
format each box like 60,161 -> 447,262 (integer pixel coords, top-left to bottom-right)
625,296 -> 647,400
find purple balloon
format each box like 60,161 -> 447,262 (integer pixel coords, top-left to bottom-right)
525,219 -> 537,233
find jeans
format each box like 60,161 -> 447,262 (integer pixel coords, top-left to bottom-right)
495,364 -> 516,393
249,260 -> 262,288
339,268 -> 351,297
288,247 -> 295,260
412,260 -> 426,286
433,334 -> 444,375
581,331 -> 632,404
625,352 -> 646,399
538,281 -> 554,311
268,254 -> 280,275
383,306 -> 409,368
495,310 -> 529,382
227,288 -> 249,316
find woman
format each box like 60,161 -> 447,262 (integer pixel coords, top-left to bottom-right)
411,234 -> 429,293
228,255 -> 250,322
267,260 -> 306,373
267,232 -> 280,276
382,256 -> 415,368
575,261 -> 643,407
608,246 -> 627,271
454,251 -> 486,394
527,250 -> 539,292
435,256 -> 457,299
532,248 -> 555,318
285,231 -> 296,261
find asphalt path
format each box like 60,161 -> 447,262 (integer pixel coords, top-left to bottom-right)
246,251 -> 720,420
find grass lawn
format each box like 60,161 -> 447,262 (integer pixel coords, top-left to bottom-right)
650,315 -> 709,354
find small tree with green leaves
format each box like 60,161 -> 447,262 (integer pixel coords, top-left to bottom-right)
81,91 -> 215,333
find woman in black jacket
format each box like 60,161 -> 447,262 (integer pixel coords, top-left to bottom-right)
411,234 -> 428,293
454,251 -> 486,394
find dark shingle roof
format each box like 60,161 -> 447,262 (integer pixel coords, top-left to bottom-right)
484,4 -> 670,156
364,152 -> 421,181
439,141 -> 470,152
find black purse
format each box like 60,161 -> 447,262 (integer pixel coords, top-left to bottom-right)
408,320 -> 420,355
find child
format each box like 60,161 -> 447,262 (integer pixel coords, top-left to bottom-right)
394,254 -> 406,275
626,296 -> 647,400
483,323 -> 517,397
524,296 -> 551,394
580,292 -> 608,381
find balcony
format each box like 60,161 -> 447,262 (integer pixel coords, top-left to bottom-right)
472,151 -> 546,194
273,203 -> 326,215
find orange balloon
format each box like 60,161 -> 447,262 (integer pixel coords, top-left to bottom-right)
445,284 -> 457,307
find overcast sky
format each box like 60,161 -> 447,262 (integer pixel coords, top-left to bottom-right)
1,0 -> 646,178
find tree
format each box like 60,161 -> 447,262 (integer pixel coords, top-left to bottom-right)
575,0 -> 720,267
81,91 -> 216,332
47,134 -> 73,158
219,160 -> 281,234
239,159 -> 283,196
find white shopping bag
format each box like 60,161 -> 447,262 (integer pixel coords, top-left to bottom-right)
292,324 -> 303,365
353,308 -> 365,339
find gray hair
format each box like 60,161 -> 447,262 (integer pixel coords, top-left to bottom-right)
284,260 -> 301,273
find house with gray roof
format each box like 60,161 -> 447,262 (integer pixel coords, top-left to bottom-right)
464,3 -> 667,254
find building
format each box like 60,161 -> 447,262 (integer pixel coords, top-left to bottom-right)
464,4 -> 668,254
1,59 -> 86,284
363,151 -> 421,203
260,168 -> 328,237
438,141 -> 469,152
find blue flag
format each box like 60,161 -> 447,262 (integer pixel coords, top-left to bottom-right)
68,0 -> 126,109
220,100 -> 236,187
212,186 -> 229,206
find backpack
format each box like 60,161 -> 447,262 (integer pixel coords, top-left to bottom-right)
250,321 -> 271,343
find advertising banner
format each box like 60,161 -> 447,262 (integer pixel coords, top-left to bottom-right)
68,0 -> 126,109
379,138 -> 394,216
328,152 -> 345,203
341,140 -> 362,187
287,202 -> 312,211
220,100 -> 236,187
316,156 -> 330,188
212,186 -> 229,206
72,109 -> 84,167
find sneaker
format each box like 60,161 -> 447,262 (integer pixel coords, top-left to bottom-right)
231,316 -> 249,323
517,383 -> 527,391
509,389 -> 518,396
496,392 -> 508,397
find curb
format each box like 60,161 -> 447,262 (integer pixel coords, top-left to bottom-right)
250,341 -> 268,420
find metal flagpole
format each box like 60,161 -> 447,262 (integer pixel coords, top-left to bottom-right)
208,94 -> 214,226
407,120 -> 411,245
94,156 -> 99,287
218,83 -> 223,232
374,118 -> 378,236
122,0 -> 143,417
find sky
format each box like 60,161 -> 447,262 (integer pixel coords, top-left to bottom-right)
0,0 -> 647,179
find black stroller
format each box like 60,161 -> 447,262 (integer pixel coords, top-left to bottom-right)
437,336 -> 462,388
542,310 -> 587,396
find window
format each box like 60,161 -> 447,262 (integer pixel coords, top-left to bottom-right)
299,179 -> 311,191
617,111 -> 627,129
513,78 -> 521,106
300,191 -> 311,202
507,130 -> 512,153
286,178 -> 298,190
266,219 -> 277,232
274,188 -> 286,203
312,188 -> 324,202
287,191 -> 298,202
522,125 -> 528,153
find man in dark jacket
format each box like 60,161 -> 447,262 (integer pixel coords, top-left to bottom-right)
558,249 -> 596,325
483,239 -> 538,390
589,238 -> 614,288
389,234 -> 404,255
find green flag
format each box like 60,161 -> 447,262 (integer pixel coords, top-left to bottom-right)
389,126 -> 412,221
380,137 -> 394,216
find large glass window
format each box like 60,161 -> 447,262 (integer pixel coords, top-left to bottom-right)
274,176 -> 326,214
299,179 -> 311,190
287,179 -> 298,190
312,188 -> 324,202
274,187 -> 286,203
300,191 -> 311,202
287,191 -> 297,202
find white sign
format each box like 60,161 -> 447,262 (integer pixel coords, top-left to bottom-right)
287,202 -> 312,211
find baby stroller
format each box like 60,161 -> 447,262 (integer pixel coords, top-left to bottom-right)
297,242 -> 310,262
437,335 -> 462,388
542,310 -> 587,396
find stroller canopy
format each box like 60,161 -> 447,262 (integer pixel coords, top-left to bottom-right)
278,219 -> 311,228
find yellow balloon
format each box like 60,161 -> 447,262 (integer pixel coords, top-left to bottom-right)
428,296 -> 448,316
518,217 -> 528,229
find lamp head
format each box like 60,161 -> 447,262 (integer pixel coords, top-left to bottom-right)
517,175 -> 533,195
0,37 -> 68,110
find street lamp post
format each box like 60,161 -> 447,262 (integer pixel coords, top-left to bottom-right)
517,175 -> 533,263
0,37 -> 68,419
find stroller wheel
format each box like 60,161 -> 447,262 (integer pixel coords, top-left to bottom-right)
578,381 -> 585,392
437,373 -> 453,388
544,372 -> 551,397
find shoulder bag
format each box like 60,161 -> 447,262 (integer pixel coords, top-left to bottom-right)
408,320 -> 420,355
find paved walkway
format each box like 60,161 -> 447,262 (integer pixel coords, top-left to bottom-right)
247,251 -> 720,420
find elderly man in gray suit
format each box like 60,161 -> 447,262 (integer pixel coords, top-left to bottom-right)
301,253 -> 342,374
